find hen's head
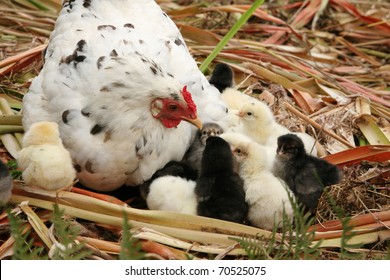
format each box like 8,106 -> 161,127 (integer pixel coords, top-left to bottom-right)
150,85 -> 202,129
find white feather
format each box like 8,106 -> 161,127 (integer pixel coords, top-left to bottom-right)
146,176 -> 197,215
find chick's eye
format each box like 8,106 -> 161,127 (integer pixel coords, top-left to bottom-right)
236,148 -> 242,154
168,104 -> 178,112
246,112 -> 252,116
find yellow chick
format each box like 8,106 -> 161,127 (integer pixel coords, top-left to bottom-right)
237,101 -> 318,156
18,121 -> 76,191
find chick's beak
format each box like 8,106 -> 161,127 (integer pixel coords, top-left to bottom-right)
236,111 -> 244,118
182,115 -> 203,129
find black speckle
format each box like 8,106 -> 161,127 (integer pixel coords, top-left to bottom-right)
100,82 -> 125,92
140,56 -> 147,63
60,40 -> 87,66
74,164 -> 82,173
165,40 -> 172,51
110,49 -> 118,57
100,86 -> 110,92
64,0 -> 76,11
167,73 -> 174,78
62,110 -> 70,124
163,12 -> 168,17
80,13 -> 97,19
97,56 -> 105,69
150,66 -> 158,75
170,93 -> 180,100
81,108 -> 90,117
124,23 -> 135,29
90,124 -> 104,135
85,160 -> 94,173
135,136 -> 148,156
76,39 -> 86,51
97,25 -> 116,31
138,39 -> 144,44
75,55 -> 86,63
111,82 -> 125,88
174,38 -> 184,46
83,0 -> 92,8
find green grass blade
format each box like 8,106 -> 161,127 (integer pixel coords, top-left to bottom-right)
199,0 -> 265,73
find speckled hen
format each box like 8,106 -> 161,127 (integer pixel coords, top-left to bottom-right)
22,0 -> 229,191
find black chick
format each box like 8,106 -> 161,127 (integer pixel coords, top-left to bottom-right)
182,122 -> 224,173
209,63 -> 234,93
139,160 -> 198,200
272,134 -> 342,212
195,136 -> 248,223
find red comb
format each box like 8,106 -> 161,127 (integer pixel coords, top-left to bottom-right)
181,86 -> 197,113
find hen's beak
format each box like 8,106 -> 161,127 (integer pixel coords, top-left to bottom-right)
182,116 -> 202,130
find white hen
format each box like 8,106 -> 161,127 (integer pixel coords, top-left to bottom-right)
17,121 -> 76,191
22,0 -> 229,191
232,141 -> 294,230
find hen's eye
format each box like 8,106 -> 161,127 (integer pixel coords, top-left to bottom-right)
168,104 -> 178,112
236,149 -> 242,154
202,131 -> 207,135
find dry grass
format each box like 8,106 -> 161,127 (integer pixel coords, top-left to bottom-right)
0,0 -> 389,260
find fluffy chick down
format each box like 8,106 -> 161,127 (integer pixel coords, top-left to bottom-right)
195,136 -> 248,224
146,175 -> 197,215
237,101 -> 317,156
182,122 -> 224,173
17,121 -> 76,191
232,141 -> 294,230
273,134 -> 342,212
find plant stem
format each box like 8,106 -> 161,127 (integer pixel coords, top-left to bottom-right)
199,0 -> 265,73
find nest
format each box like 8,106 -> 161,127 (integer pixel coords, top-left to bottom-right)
316,161 -> 390,223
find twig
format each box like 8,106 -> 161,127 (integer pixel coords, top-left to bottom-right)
283,102 -> 355,148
